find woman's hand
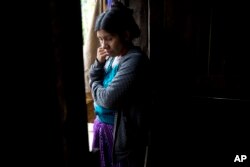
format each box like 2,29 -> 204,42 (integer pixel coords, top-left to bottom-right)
97,47 -> 108,63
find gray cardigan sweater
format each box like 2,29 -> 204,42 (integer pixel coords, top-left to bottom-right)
89,46 -> 151,163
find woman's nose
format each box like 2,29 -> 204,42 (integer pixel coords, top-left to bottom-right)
101,41 -> 108,49
103,44 -> 108,49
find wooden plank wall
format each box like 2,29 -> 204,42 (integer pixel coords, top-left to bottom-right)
121,0 -> 149,56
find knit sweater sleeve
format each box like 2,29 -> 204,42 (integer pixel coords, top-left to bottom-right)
89,59 -> 105,87
91,53 -> 145,109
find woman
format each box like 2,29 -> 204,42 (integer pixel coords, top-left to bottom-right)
89,2 -> 151,167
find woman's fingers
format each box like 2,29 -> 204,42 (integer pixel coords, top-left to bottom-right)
97,47 -> 108,63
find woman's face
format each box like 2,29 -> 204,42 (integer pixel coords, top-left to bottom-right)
97,29 -> 125,56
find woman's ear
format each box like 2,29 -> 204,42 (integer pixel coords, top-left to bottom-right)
124,31 -> 131,41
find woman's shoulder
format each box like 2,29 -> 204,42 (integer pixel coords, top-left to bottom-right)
123,46 -> 147,60
119,47 -> 149,70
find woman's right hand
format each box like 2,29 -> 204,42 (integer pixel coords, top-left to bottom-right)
96,47 -> 108,63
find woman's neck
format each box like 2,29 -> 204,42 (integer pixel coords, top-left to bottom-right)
120,43 -> 133,56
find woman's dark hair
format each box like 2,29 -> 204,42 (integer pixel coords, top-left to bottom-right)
94,1 -> 140,40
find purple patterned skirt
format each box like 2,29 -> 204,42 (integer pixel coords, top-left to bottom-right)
92,118 -> 126,167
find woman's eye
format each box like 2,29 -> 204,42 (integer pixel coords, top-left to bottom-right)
106,38 -> 112,41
